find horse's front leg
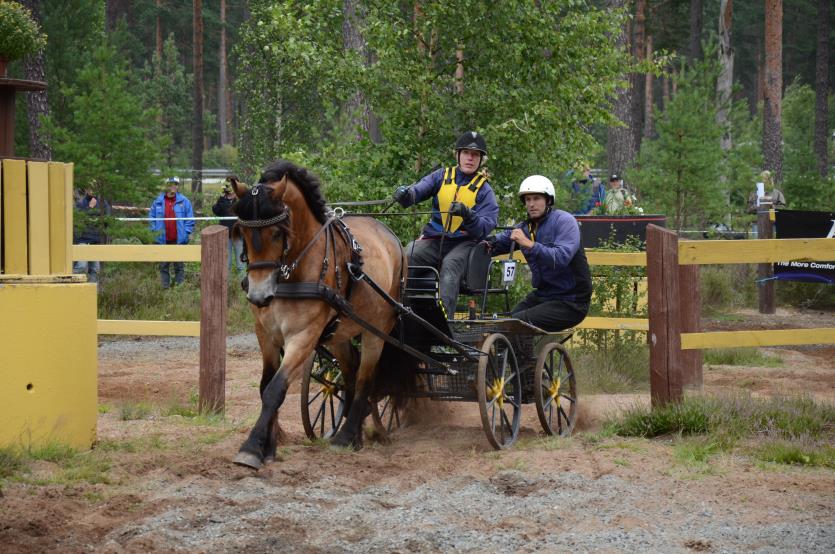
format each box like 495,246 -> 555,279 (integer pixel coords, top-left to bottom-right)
234,332 -> 317,469
331,333 -> 384,450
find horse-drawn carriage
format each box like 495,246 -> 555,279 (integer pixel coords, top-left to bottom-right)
302,258 -> 578,449
228,161 -> 578,469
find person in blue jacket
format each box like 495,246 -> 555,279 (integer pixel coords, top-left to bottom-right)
488,175 -> 591,332
150,177 -> 195,288
392,131 -> 499,316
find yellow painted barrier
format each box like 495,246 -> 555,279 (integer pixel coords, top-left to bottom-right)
74,244 -> 202,262
678,238 -> 835,265
2,159 -> 28,274
97,319 -> 201,336
27,162 -> 50,275
681,328 -> 835,350
576,316 -> 648,331
49,162 -> 73,274
0,283 -> 97,449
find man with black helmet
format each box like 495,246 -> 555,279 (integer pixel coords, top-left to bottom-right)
393,131 -> 499,317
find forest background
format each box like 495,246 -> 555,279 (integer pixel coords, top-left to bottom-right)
9,0 -> 835,236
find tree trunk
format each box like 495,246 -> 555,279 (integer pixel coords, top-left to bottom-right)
689,0 -> 704,63
763,0 -> 783,183
643,35 -> 654,138
455,46 -> 464,95
155,0 -> 163,59
218,0 -> 229,146
717,0 -> 733,154
814,0 -> 830,178
631,0 -> 646,150
342,0 -> 378,141
106,0 -> 131,32
20,0 -> 50,160
607,0 -> 637,177
717,0 -> 734,222
662,75 -> 670,110
192,0 -> 204,195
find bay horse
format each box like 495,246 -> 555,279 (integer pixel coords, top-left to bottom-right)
229,160 -> 407,469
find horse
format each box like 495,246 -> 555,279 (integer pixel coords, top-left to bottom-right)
229,160 -> 408,469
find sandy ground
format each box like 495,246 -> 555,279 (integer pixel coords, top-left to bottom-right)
1,308 -> 834,552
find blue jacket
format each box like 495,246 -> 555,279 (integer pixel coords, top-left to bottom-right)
149,192 -> 195,244
493,208 -> 592,304
402,167 -> 499,241
571,179 -> 606,215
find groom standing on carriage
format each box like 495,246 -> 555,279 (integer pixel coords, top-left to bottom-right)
392,131 -> 499,317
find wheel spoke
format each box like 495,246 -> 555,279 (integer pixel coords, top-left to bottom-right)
307,388 -> 325,407
560,393 -> 576,404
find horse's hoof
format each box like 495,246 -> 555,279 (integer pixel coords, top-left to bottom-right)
331,434 -> 361,451
233,451 -> 263,469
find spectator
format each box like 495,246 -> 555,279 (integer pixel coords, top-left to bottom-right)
747,170 -> 786,213
604,173 -> 637,214
393,131 -> 499,317
570,162 -> 605,215
212,181 -> 244,274
73,188 -> 110,287
149,177 -> 195,288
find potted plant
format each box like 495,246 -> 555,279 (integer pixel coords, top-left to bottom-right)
0,1 -> 47,77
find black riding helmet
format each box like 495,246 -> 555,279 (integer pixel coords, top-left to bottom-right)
454,131 -> 488,171
454,131 -> 488,156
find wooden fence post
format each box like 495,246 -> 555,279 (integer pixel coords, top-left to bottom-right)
757,207 -> 776,314
199,225 -> 228,414
678,258 -> 702,390
646,225 -> 684,406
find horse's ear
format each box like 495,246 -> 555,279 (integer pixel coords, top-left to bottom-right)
268,176 -> 288,201
227,176 -> 247,198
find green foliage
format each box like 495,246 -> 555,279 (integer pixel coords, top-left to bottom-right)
700,265 -> 757,310
703,348 -> 782,367
0,447 -> 24,480
630,49 -> 724,229
41,0 -> 104,129
141,34 -> 193,168
781,82 -> 834,209
44,42 -> 162,207
235,0 -> 629,223
0,1 -> 47,61
119,402 -> 153,421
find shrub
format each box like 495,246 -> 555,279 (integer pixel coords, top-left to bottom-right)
0,2 -> 47,62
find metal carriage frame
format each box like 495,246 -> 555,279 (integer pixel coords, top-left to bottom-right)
300,248 -> 578,450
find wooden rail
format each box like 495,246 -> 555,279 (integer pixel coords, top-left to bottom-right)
646,224 -> 835,407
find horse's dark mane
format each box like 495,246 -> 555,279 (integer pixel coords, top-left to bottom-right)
233,160 -> 328,224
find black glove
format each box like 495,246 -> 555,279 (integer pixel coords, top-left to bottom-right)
393,185 -> 412,207
449,201 -> 472,220
481,235 -> 497,251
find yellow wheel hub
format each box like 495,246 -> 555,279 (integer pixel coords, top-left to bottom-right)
487,376 -> 506,408
548,376 -> 561,406
319,369 -> 338,398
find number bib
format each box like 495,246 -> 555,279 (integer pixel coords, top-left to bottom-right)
502,260 -> 517,284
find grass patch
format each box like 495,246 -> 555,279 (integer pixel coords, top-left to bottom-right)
0,447 -> 25,479
98,263 -> 255,334
119,402 -> 153,421
749,440 -> 835,468
704,348 -> 782,367
607,394 -> 835,469
571,340 -> 649,394
27,443 -> 77,463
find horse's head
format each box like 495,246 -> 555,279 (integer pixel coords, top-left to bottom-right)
231,160 -> 329,308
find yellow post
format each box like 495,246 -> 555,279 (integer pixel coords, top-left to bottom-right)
49,162 -> 73,274
0,282 -> 98,449
27,162 -> 51,275
2,159 -> 28,274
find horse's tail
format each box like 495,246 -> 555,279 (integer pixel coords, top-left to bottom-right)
370,323 -> 419,403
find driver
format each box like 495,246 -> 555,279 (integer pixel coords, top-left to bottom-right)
393,131 -> 499,317
488,175 -> 590,332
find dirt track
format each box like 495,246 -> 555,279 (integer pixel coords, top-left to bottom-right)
1,325 -> 834,552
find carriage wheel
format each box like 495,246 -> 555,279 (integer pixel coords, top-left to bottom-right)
371,395 -> 406,436
301,348 -> 347,440
534,342 -> 577,437
477,333 -> 522,450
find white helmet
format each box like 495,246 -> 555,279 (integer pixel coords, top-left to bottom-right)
518,175 -> 555,204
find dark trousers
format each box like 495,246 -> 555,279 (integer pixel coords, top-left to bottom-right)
406,238 -> 478,315
159,261 -> 185,288
512,292 -> 588,332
